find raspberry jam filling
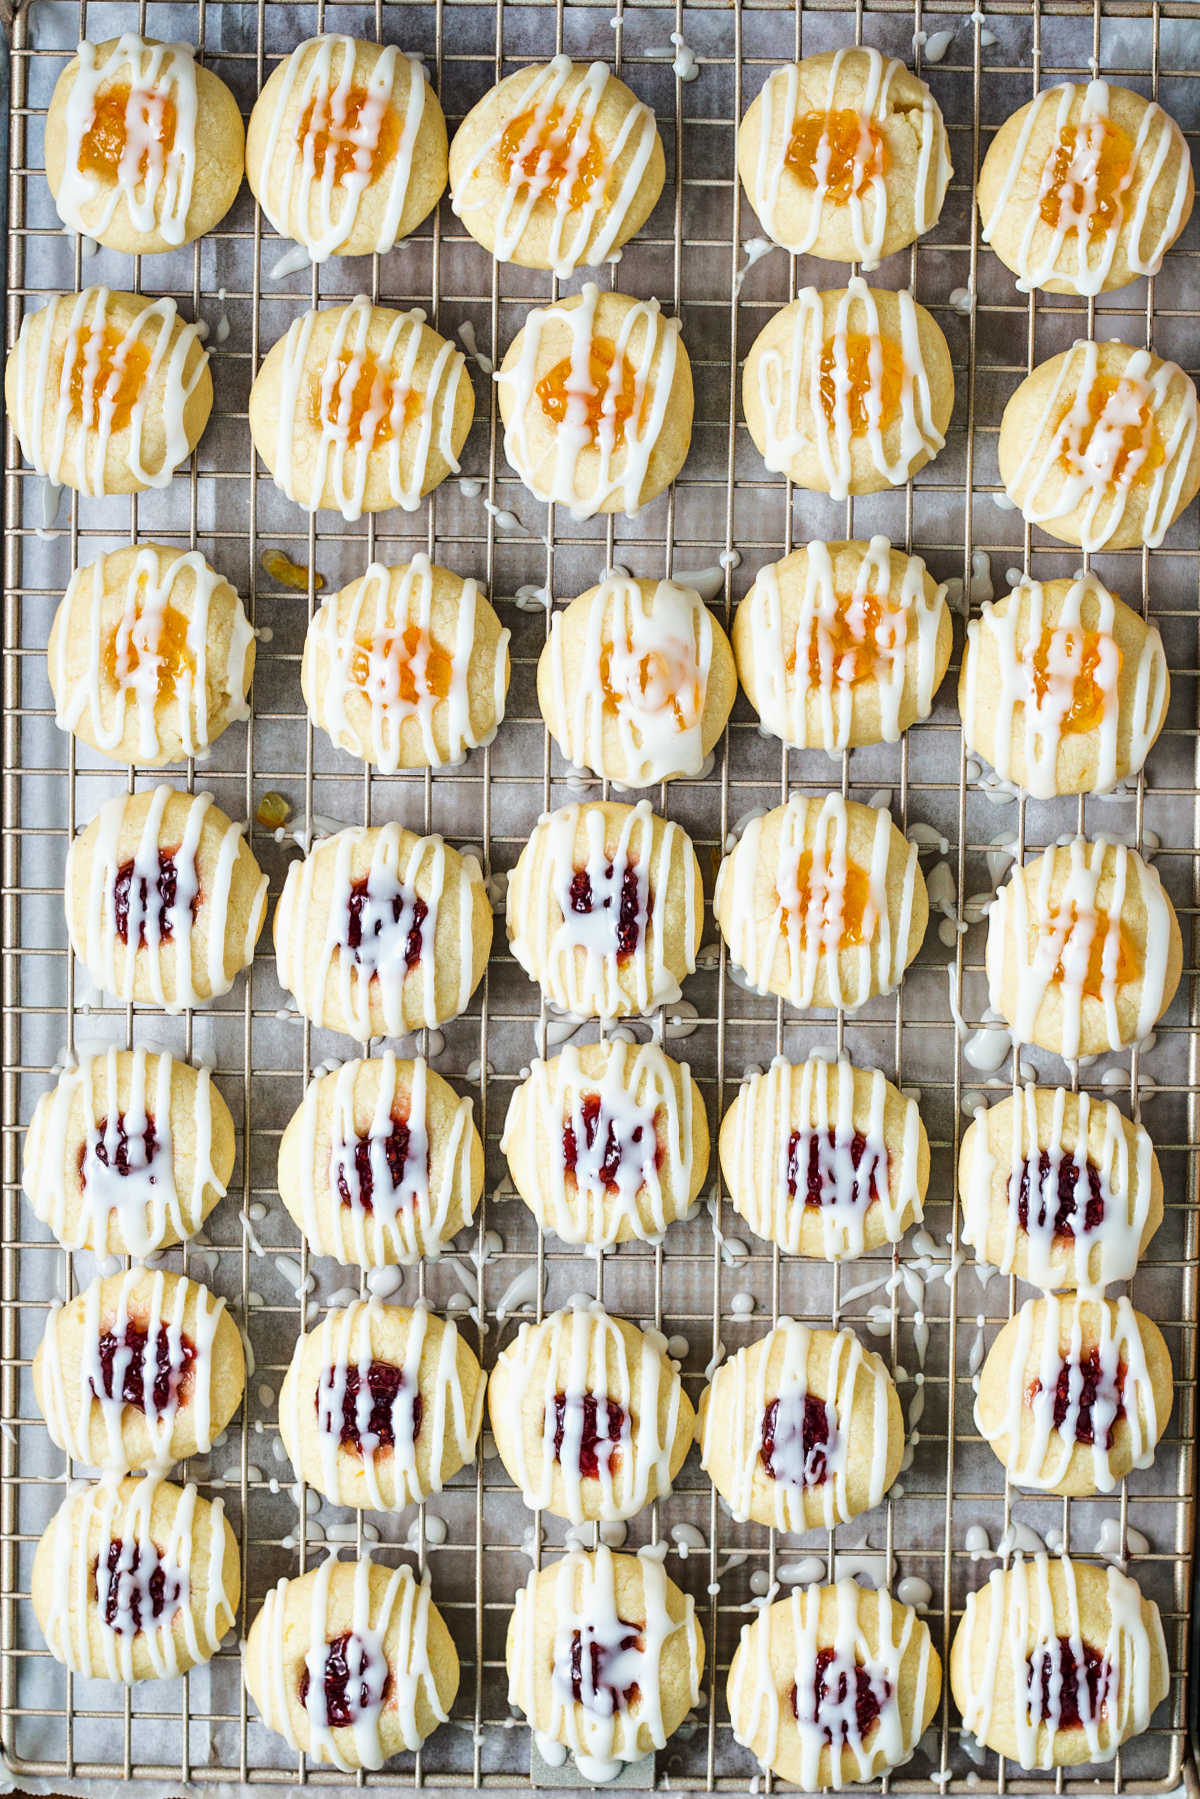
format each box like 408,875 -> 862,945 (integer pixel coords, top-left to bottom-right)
1030,1348 -> 1126,1447
792,1648 -> 890,1745
561,1092 -> 661,1194
299,1630 -> 391,1727
344,875 -> 427,972
320,1360 -> 423,1456
551,1391 -> 626,1480
760,1389 -> 836,1488
565,1620 -> 644,1716
98,1537 -> 184,1635
93,1318 -> 195,1416
566,860 -> 648,962
1026,1635 -> 1112,1729
336,1115 -> 416,1213
1014,1150 -> 1105,1239
113,847 -> 195,946
786,1128 -> 888,1211
80,1113 -> 160,1186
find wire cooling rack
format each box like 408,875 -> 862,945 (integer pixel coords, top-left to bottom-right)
4,0 -> 1200,1791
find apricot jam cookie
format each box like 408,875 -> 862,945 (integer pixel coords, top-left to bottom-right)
488,1303 -> 693,1523
738,48 -> 951,267
734,536 -> 951,754
34,1267 -> 244,1473
65,785 -> 267,1011
277,1053 -> 482,1267
714,793 -> 928,1010
960,573 -> 1168,799
46,35 -> 244,254
5,287 -> 211,496
249,296 -> 473,521
502,1039 -> 708,1249
247,37 -> 446,262
960,1084 -> 1161,1293
23,1046 -> 235,1257
33,1475 -> 239,1681
728,1580 -> 940,1787
998,338 -> 1200,551
538,573 -> 736,786
719,1055 -> 928,1261
950,1553 -> 1168,1768
497,284 -> 692,519
979,81 -> 1193,296
449,56 -> 664,274
245,1558 -> 458,1771
278,1300 -> 484,1510
506,798 -> 703,1020
742,276 -> 953,499
985,836 -> 1181,1059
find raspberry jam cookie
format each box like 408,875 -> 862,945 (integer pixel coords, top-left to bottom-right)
249,297 -> 473,521
959,1084 -> 1162,1292
998,339 -> 1200,551
714,794 -> 927,1011
50,544 -> 255,766
5,287 -> 211,497
35,1268 -> 244,1473
985,836 -> 1182,1059
22,1046 -> 235,1257
507,1547 -> 704,1779
65,785 -> 267,1012
488,1303 -> 693,1523
278,1300 -> 484,1510
975,1294 -> 1171,1495
46,35 -> 245,254
497,285 -> 692,519
742,277 -> 953,499
245,1557 -> 458,1771
698,1320 -> 903,1530
719,1055 -> 928,1261
301,555 -> 509,773
738,49 -> 951,267
502,1039 -> 708,1249
538,573 -> 736,785
978,81 -> 1193,296
728,1580 -> 940,1787
734,537 -> 951,754
247,37 -> 446,263
950,1553 -> 1168,1768
449,57 -> 664,275
278,1054 -> 482,1267
506,799 -> 703,1020
33,1474 -> 239,1681
960,574 -> 1168,799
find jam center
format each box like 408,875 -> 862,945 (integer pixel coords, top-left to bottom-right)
80,1112 -> 160,1187
103,600 -> 195,705
1036,904 -> 1141,1001
321,1359 -> 423,1456
1014,1150 -> 1105,1240
1040,118 -> 1134,240
1030,1347 -> 1126,1447
68,325 -> 151,434
113,846 -> 194,948
760,1389 -> 836,1488
1028,627 -> 1116,734
786,108 -> 887,201
819,332 -> 905,437
791,586 -> 901,689
566,858 -> 648,962
551,1390 -> 627,1480
1059,374 -> 1163,489
79,83 -> 179,183
312,349 -> 420,450
498,104 -> 606,208
779,850 -> 871,948
336,1114 -> 427,1213
299,1630 -> 391,1727
786,1128 -> 887,1211
345,874 -> 428,974
565,1619 -> 644,1716
536,338 -> 643,450
297,83 -> 399,184
93,1318 -> 196,1416
1027,1635 -> 1112,1729
350,625 -> 453,708
599,639 -> 704,731
562,1092 -> 662,1194
792,1649 -> 890,1745
98,1536 -> 184,1635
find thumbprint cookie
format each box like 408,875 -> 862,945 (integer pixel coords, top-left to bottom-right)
719,1055 -> 928,1261
728,1580 -> 940,1788
34,1267 -> 245,1473
960,574 -> 1168,799
506,799 -> 703,1020
278,1300 -> 484,1510
538,573 -> 736,786
975,1294 -> 1171,1495
274,823 -> 491,1039
245,1558 -> 459,1771
301,555 -> 509,773
738,49 -> 951,268
5,287 -> 211,497
698,1320 -> 903,1530
49,544 -> 255,766
985,836 -> 1182,1059
714,793 -> 928,1011
502,1039 -> 708,1249
998,339 -> 1200,551
742,276 -> 953,500
246,37 -> 447,262
65,785 -> 267,1012
959,1084 -> 1162,1292
33,1475 -> 239,1681
449,57 -> 665,275
45,35 -> 245,254
734,537 -> 951,754
23,1046 -> 235,1258
950,1553 -> 1168,1768
488,1303 -> 693,1524
978,82 -> 1193,296
497,284 -> 693,520
506,1548 -> 704,1777
277,1053 -> 482,1267
249,296 -> 473,521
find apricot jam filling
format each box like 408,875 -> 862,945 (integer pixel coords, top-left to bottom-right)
1029,628 -> 1116,734
792,586 -> 893,687
103,601 -> 195,704
819,332 -> 905,436
786,108 -> 886,201
350,626 -> 453,707
312,350 -> 420,449
779,851 -> 872,948
537,338 -> 643,449
1040,117 -> 1134,239
1036,904 -> 1141,999
79,84 -> 178,183
1058,375 -> 1162,488
599,641 -> 703,729
497,105 -> 605,208
69,326 -> 151,433
297,85 -> 399,183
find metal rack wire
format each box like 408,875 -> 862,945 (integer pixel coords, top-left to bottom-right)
2,0 -> 1200,1790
